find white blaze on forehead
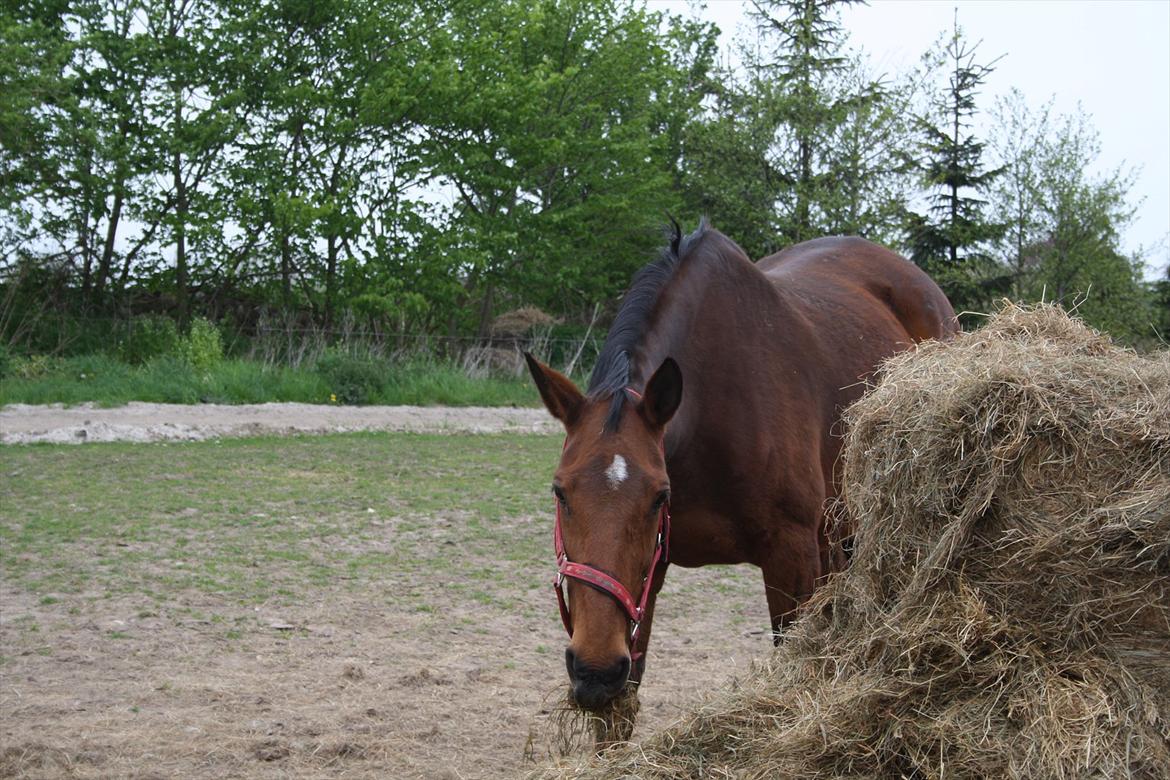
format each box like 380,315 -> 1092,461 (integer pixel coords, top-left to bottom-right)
604,454 -> 628,490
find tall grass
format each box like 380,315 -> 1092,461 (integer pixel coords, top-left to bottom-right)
0,353 -> 542,407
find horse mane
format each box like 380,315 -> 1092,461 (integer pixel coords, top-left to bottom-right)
588,217 -> 711,431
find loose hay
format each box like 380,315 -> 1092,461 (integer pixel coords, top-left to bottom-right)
529,683 -> 643,760
534,304 -> 1170,779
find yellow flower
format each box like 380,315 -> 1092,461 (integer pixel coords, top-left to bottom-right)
330,393 -> 337,403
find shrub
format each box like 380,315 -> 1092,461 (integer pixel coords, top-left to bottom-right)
180,317 -> 224,372
120,315 -> 181,365
315,349 -> 387,404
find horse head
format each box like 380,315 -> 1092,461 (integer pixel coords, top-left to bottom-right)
524,353 -> 681,710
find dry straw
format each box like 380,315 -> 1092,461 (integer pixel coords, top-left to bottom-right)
534,304 -> 1170,779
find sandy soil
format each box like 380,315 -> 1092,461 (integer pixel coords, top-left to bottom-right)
0,545 -> 768,779
0,403 -> 560,444
0,404 -> 774,778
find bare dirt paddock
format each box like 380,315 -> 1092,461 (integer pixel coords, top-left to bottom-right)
0,404 -> 768,779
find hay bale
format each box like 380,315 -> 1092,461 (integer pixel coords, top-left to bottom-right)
492,306 -> 557,338
535,304 -> 1170,779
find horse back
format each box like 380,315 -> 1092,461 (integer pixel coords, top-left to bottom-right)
758,236 -> 958,345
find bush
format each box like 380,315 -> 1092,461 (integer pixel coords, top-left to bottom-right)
180,317 -> 224,372
315,349 -> 387,404
0,343 -> 10,379
120,316 -> 181,365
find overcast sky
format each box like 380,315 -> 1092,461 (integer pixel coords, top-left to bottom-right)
649,0 -> 1170,277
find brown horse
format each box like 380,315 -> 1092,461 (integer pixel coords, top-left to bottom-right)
525,220 -> 956,712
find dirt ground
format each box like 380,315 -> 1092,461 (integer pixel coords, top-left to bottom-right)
0,402 -> 560,444
0,404 -> 772,778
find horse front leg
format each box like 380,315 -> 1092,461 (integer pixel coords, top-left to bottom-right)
760,526 -> 821,645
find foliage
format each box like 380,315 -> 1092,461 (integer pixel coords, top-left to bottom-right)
0,0 -> 1160,359
0,352 -> 541,407
679,0 -> 916,258
314,348 -> 386,405
902,21 -> 1008,319
120,315 -> 181,365
179,317 -> 224,372
989,91 -> 1153,343
418,0 -> 711,333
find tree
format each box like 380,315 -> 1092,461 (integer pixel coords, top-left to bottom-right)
817,60 -> 918,244
998,105 -> 1148,341
989,88 -> 1052,298
418,0 -> 706,335
903,19 -> 1007,316
989,92 -> 1153,341
749,0 -> 854,243
682,0 -> 906,257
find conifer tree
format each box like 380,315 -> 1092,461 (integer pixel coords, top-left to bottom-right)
904,17 -> 1007,315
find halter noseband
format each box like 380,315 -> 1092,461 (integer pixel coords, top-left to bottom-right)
552,387 -> 671,662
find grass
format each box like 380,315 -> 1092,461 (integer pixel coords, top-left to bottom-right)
0,353 -> 542,407
0,432 -> 562,613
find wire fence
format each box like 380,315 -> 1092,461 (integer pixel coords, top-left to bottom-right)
3,311 -> 607,380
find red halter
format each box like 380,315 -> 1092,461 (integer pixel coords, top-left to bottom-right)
552,388 -> 671,662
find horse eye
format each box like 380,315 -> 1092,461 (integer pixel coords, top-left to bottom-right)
652,490 -> 669,511
553,486 -> 567,507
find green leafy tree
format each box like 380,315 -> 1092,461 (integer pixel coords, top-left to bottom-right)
0,0 -> 73,252
747,0 -> 896,245
818,60 -> 918,244
989,88 -> 1052,298
419,0 -> 705,335
1007,107 -> 1147,341
989,92 -> 1155,342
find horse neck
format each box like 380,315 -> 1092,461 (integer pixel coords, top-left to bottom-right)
629,236 -> 790,437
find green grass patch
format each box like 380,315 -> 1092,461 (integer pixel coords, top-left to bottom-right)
0,354 -> 542,407
0,433 -> 561,610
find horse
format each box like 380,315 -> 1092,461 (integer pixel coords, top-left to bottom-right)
524,219 -> 957,717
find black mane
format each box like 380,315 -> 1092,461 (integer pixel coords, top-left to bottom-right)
588,217 -> 710,431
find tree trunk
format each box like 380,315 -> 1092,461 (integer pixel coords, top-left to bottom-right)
325,235 -> 338,332
173,87 -> 189,330
79,147 -> 94,302
323,142 -> 349,332
797,135 -> 811,240
280,232 -> 292,308
476,280 -> 495,341
94,189 -> 124,300
93,112 -> 133,304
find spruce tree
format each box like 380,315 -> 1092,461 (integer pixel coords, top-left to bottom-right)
904,18 -> 1007,315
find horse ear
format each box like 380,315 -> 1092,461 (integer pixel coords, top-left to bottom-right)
524,353 -> 584,428
640,357 -> 683,429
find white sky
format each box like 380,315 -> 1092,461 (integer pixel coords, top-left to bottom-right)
650,0 -> 1170,278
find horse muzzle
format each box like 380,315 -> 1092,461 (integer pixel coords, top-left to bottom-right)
566,648 -> 630,710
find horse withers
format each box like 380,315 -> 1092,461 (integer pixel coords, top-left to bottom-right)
525,220 -> 957,716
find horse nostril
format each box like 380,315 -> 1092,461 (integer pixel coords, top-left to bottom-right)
565,647 -> 577,681
604,655 -> 630,688
618,655 -> 630,684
